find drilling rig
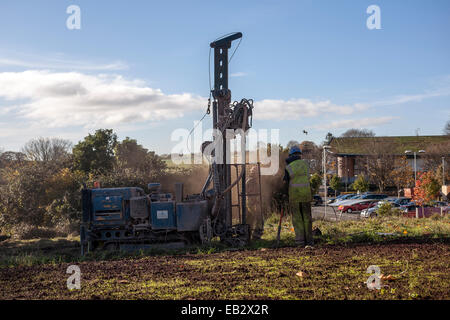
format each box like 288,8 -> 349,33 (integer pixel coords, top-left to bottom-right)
80,33 -> 262,255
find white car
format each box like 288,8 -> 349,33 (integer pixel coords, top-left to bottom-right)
360,202 -> 401,218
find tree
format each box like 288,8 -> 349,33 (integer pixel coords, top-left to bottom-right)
299,141 -> 322,174
351,174 -> 369,193
341,129 -> 375,138
329,175 -> 341,197
0,151 -> 26,169
72,129 -> 117,173
115,137 -> 166,173
413,171 -> 440,206
286,140 -> 300,149
391,156 -> 414,197
363,140 -> 396,192
324,132 -> 333,144
22,137 -> 72,163
444,120 -> 450,135
422,140 -> 450,174
310,173 -> 322,196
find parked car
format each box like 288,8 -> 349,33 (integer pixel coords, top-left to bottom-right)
318,186 -> 338,197
361,202 -> 401,218
327,193 -> 355,204
338,200 -> 378,213
332,193 -> 388,207
430,201 -> 448,207
360,194 -> 389,200
313,195 -> 323,206
392,197 -> 412,206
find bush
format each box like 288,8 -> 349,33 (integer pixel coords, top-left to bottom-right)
377,202 -> 402,217
351,175 -> 369,193
9,223 -> 67,240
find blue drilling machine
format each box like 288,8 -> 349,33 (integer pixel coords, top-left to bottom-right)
80,33 -> 262,255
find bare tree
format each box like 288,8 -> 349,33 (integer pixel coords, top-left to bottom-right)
299,141 -> 322,174
421,140 -> 450,175
391,156 -> 414,197
286,140 -> 300,149
362,139 -> 395,192
444,120 -> 450,135
341,129 -> 375,138
22,137 -> 72,162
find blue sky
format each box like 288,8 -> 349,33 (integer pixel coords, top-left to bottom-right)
0,0 -> 449,154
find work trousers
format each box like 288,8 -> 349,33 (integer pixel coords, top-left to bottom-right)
290,202 -> 313,246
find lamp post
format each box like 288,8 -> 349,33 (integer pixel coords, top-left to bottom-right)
323,145 -> 331,218
443,157 -> 446,186
405,150 -> 426,183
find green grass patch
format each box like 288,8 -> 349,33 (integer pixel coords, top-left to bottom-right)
1,215 -> 448,268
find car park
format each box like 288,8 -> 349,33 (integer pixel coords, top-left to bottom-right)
361,202 -> 401,218
313,195 -> 323,206
430,201 -> 448,207
327,193 -> 355,205
332,193 -> 388,207
338,199 -> 378,213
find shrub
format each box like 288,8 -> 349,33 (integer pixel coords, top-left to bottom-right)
377,202 -> 402,217
351,175 -> 369,193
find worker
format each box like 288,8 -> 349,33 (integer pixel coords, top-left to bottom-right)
283,146 -> 314,247
246,165 -> 264,240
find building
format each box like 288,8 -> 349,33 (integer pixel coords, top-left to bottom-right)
327,135 -> 450,185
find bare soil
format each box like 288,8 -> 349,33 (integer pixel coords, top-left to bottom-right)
1,242 -> 448,300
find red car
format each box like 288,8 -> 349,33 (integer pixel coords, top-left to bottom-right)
338,200 -> 377,213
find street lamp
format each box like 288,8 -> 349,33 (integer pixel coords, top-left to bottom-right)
405,150 -> 426,183
322,145 -> 332,218
443,157 -> 446,186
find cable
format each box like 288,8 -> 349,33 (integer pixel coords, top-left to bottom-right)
229,36 -> 242,63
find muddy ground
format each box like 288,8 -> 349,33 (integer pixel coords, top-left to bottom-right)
1,242 -> 448,300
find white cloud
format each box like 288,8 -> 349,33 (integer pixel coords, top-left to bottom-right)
254,99 -> 367,120
230,72 -> 247,77
0,70 -> 206,128
0,71 -> 369,130
311,116 -> 397,130
371,87 -> 450,107
0,57 -> 128,71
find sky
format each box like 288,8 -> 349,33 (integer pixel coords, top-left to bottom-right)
0,0 -> 449,154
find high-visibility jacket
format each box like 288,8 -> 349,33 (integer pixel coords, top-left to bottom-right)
286,159 -> 312,202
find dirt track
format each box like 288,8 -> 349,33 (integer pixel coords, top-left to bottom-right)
1,243 -> 448,300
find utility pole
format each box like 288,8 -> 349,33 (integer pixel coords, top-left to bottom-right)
405,150 -> 426,184
323,145 -> 331,218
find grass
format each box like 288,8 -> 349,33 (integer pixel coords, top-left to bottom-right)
260,212 -> 450,246
1,214 -> 448,268
1,215 -> 449,299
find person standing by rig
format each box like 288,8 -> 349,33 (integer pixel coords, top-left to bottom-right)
283,146 -> 314,247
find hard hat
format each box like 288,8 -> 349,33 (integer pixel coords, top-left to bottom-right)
289,146 -> 302,156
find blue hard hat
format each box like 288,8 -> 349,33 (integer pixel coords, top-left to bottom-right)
289,146 -> 302,155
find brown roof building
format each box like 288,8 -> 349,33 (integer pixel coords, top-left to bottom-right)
327,135 -> 450,184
